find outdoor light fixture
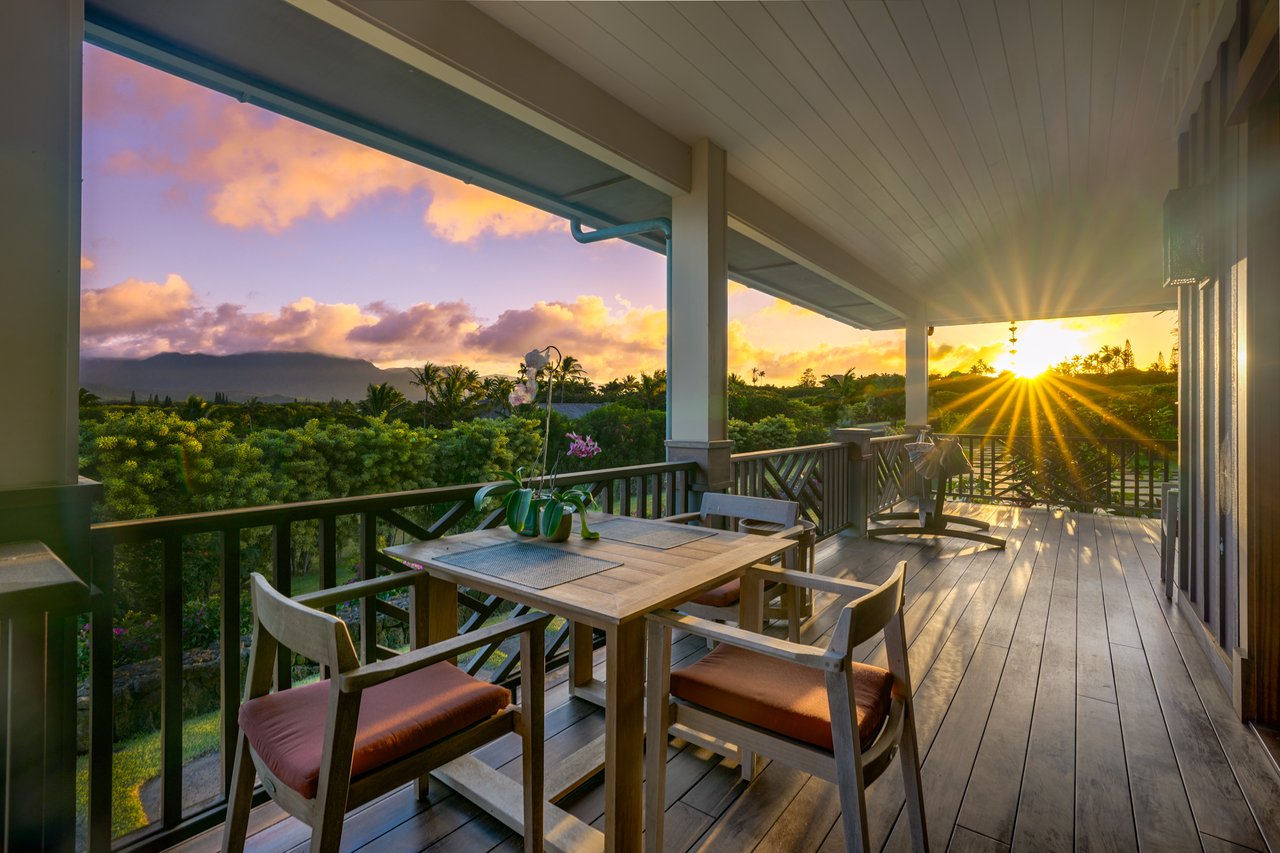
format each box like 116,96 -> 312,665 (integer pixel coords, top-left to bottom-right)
1163,185 -> 1212,287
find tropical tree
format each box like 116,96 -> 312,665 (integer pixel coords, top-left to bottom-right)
79,387 -> 101,407
358,382 -> 408,418
821,369 -> 860,424
483,375 -> 518,416
637,370 -> 666,410
430,365 -> 484,425
407,362 -> 443,428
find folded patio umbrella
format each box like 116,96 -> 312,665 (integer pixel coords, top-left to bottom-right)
910,436 -> 974,482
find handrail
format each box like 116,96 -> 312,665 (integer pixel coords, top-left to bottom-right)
730,441 -> 842,461
90,460 -> 697,544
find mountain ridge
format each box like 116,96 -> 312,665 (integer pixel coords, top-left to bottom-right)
80,351 -> 421,403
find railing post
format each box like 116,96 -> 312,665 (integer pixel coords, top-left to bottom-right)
665,439 -> 735,511
832,429 -> 875,537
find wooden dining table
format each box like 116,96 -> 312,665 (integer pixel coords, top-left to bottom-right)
384,512 -> 791,853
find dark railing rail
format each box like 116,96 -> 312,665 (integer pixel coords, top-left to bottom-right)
868,433 -> 916,515
84,460 -> 696,853
941,433 -> 1177,515
729,442 -> 843,538
729,442 -> 852,539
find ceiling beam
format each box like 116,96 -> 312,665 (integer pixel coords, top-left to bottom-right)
287,0 -> 692,197
726,177 -> 916,321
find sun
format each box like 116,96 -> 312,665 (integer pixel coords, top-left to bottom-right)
992,322 -> 1089,378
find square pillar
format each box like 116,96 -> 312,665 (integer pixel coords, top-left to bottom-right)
666,139 -> 731,491
0,0 -> 82,491
905,320 -> 930,428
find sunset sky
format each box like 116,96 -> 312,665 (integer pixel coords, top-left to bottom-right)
80,45 -> 1177,384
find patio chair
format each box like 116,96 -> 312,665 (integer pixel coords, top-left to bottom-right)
661,493 -> 811,641
223,572 -> 551,853
644,560 -> 927,853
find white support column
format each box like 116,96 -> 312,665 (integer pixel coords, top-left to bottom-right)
666,139 -> 732,490
0,0 -> 82,490
905,320 -> 930,429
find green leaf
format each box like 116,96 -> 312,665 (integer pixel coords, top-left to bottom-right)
474,481 -> 513,511
540,500 -> 564,537
506,488 -> 533,533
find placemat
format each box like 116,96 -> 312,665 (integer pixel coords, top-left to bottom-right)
433,541 -> 622,589
594,517 -> 718,549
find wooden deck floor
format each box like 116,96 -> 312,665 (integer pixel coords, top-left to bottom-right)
174,506 -> 1280,853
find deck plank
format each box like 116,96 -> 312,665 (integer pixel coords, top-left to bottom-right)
1011,584 -> 1077,848
1073,693 -> 1137,850
955,510 -> 1059,843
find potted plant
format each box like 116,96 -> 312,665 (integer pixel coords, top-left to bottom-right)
539,485 -> 602,542
539,433 -> 604,541
473,467 -> 541,536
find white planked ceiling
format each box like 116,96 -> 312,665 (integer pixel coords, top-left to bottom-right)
474,0 -> 1186,325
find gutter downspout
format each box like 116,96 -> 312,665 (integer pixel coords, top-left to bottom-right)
569,218 -> 673,439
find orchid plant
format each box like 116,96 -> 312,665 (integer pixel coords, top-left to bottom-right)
540,431 -> 604,540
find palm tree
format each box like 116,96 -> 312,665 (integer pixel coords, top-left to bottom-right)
638,370 -> 666,410
555,355 -> 590,401
432,365 -> 483,425
243,396 -> 262,431
483,375 -> 517,415
821,370 -> 859,423
407,362 -> 443,428
359,382 -> 408,418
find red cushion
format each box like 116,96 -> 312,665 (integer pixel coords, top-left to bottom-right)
669,644 -> 893,751
238,662 -> 510,799
692,577 -> 741,607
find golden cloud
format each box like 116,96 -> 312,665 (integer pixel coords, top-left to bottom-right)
88,45 -> 562,243
80,255 -> 95,270
81,274 -> 194,337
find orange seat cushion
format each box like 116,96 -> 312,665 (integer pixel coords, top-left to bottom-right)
669,644 -> 893,751
238,662 -> 510,799
692,577 -> 741,607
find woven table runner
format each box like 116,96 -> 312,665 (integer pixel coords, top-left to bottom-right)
433,541 -> 622,589
594,517 -> 717,550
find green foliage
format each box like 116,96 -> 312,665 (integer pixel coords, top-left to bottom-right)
550,404 -> 667,471
79,409 -> 274,521
729,415 -> 800,453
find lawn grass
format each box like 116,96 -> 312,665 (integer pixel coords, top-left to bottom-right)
77,708 -> 222,838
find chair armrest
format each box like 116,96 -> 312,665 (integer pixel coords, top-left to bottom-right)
646,609 -> 840,671
745,564 -> 879,598
763,524 -> 806,540
657,512 -> 702,524
295,568 -> 424,609
338,611 -> 553,694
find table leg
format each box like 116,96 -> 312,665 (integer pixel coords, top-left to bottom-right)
737,574 -> 764,780
569,620 -> 594,694
604,619 -> 645,852
427,576 -> 458,645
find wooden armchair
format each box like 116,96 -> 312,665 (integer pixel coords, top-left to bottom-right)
661,493 -> 809,640
644,561 -> 926,853
223,572 -> 551,853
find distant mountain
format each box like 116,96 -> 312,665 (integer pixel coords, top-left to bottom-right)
80,352 -> 422,403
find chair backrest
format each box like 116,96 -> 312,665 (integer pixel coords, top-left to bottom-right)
699,493 -> 799,527
249,573 -> 360,676
828,561 -> 906,656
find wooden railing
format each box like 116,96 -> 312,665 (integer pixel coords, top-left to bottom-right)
82,461 -> 695,852
729,442 -> 853,539
868,433 -> 917,515
941,433 -> 1177,515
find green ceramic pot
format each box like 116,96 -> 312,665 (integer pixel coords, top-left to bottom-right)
539,504 -> 574,542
